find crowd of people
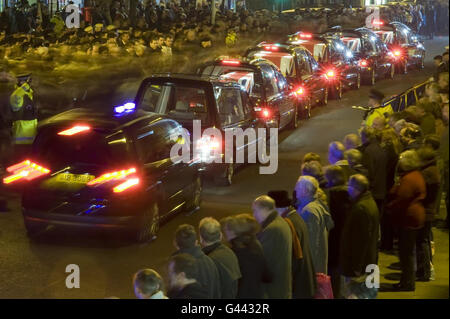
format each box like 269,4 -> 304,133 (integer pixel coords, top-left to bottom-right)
129,50 -> 449,299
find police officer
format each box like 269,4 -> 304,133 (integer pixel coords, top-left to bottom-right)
9,74 -> 37,160
365,89 -> 393,128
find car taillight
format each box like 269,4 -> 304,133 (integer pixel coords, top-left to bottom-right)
392,49 -> 403,59
113,178 -> 140,193
299,33 -> 313,39
254,107 -> 272,118
263,45 -> 279,51
87,168 -> 140,194
58,125 -> 91,136
87,168 -> 137,186
196,136 -> 222,162
221,59 -> 241,65
359,59 -> 368,67
325,69 -> 336,79
293,86 -> 306,98
3,160 -> 50,184
373,20 -> 384,26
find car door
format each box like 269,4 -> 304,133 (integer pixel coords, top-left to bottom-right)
273,66 -> 295,126
300,49 -> 326,103
215,86 -> 259,163
134,120 -> 189,215
259,64 -> 285,127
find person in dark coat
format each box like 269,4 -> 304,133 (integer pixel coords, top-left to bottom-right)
253,195 -> 293,299
345,149 -> 369,178
268,190 -> 317,299
221,214 -> 272,299
323,165 -> 352,298
199,217 -> 242,299
167,254 -> 210,299
341,174 -> 380,299
359,126 -> 389,217
387,150 -> 426,291
416,146 -> 441,281
172,224 -> 221,298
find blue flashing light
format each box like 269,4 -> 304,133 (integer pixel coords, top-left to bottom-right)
114,102 -> 136,114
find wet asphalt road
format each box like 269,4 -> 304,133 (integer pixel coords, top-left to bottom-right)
0,37 -> 448,299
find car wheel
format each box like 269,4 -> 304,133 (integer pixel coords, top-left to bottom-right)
215,163 -> 234,186
337,81 -> 343,99
402,61 -> 408,74
136,202 -> 160,243
303,98 -> 312,119
355,72 -> 361,90
322,87 -> 328,105
185,176 -> 202,212
291,105 -> 299,129
419,55 -> 425,69
24,219 -> 46,239
370,69 -> 376,86
389,64 -> 395,79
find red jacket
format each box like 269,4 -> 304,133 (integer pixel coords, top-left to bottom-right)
388,170 -> 426,229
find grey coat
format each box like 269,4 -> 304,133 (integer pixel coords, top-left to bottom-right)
298,199 -> 334,274
257,211 -> 293,299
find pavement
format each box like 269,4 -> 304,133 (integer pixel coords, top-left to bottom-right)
0,36 -> 448,299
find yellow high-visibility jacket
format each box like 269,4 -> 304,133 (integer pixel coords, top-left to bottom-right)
9,83 -> 37,145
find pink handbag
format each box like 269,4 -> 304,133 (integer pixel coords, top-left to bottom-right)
314,273 -> 334,299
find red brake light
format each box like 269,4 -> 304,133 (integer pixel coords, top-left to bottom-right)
221,59 -> 241,66
326,70 -> 335,78
87,168 -> 137,186
299,33 -> 312,39
262,109 -> 270,118
294,86 -> 306,97
113,178 -> 140,193
264,45 -> 279,51
373,20 -> 384,26
58,125 -> 91,136
359,59 -> 368,67
3,160 -> 50,184
393,50 -> 402,57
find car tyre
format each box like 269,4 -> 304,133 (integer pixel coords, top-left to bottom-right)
291,104 -> 299,129
185,176 -> 202,212
370,69 -> 376,86
215,163 -> 234,186
322,87 -> 328,105
24,219 -> 46,239
389,64 -> 395,79
302,98 -> 312,119
136,202 -> 160,243
355,72 -> 361,90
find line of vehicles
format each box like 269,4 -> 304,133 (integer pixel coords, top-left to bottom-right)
2,21 -> 426,242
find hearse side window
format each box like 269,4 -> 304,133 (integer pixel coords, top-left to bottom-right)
259,64 -> 279,98
295,51 -> 312,76
215,87 -> 246,126
136,121 -> 180,164
140,84 -> 169,112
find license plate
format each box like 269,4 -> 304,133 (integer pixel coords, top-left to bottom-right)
408,49 -> 415,56
56,173 -> 95,184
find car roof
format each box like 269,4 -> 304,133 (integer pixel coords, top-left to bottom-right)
39,108 -> 167,132
144,73 -> 241,88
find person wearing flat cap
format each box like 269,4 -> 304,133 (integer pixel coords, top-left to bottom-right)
267,190 -> 317,299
